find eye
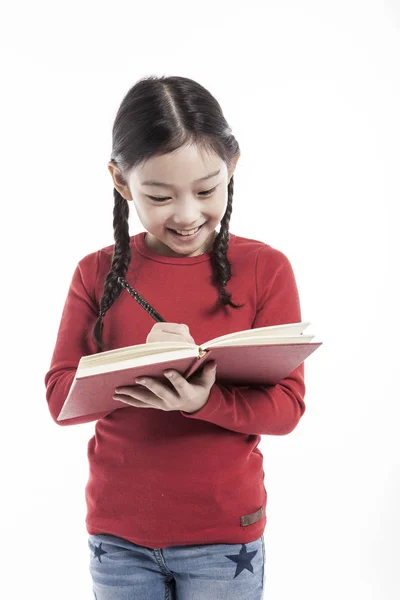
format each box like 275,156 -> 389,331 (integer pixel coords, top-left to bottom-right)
148,186 -> 218,203
199,186 -> 217,197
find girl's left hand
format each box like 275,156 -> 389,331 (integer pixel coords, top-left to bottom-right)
113,361 -> 217,414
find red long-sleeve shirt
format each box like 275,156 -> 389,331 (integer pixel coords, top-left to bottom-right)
44,231 -> 306,549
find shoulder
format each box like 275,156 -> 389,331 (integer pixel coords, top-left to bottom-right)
230,232 -> 292,271
72,241 -> 120,306
76,238 -> 120,274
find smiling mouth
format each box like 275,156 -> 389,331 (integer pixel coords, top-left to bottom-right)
167,223 -> 205,236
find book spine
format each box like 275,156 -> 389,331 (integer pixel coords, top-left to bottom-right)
183,348 -> 210,379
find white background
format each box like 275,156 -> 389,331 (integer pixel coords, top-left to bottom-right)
1,1 -> 399,598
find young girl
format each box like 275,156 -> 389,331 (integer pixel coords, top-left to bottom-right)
44,75 -> 306,600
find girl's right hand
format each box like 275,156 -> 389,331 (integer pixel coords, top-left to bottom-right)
146,322 -> 196,345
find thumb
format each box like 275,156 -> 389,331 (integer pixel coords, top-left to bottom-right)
190,362 -> 217,385
205,361 -> 217,377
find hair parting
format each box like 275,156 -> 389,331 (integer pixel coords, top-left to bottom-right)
92,75 -> 245,353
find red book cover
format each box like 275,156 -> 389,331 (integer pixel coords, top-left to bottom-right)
57,326 -> 322,421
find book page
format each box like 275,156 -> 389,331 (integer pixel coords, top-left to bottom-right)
81,340 -> 196,367
78,347 -> 198,377
201,321 -> 311,350
203,333 -> 315,348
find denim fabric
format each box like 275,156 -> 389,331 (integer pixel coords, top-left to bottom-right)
88,532 -> 266,599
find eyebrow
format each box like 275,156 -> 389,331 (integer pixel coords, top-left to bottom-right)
141,169 -> 221,188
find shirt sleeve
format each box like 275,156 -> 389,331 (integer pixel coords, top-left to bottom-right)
44,251 -> 119,426
180,245 -> 306,435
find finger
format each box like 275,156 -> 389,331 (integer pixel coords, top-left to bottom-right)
114,396 -> 156,408
114,384 -> 158,404
205,362 -> 217,378
147,323 -> 195,344
200,361 -> 217,374
134,377 -> 179,404
113,387 -> 162,408
115,385 -> 140,395
163,370 -> 191,393
189,362 -> 217,384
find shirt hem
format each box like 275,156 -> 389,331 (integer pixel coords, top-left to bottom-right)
86,518 -> 267,549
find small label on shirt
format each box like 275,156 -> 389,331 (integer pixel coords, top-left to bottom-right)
240,506 -> 263,527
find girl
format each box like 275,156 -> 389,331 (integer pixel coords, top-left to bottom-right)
44,75 -> 306,600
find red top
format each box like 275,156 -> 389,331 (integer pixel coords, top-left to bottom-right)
44,231 -> 306,549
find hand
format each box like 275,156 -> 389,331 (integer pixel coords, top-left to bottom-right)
146,322 -> 196,345
113,361 -> 217,414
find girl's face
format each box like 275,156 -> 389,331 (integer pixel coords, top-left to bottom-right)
108,144 -> 239,258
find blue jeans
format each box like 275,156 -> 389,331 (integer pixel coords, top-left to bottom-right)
88,532 -> 266,599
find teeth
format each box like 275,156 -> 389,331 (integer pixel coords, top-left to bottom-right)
174,226 -> 200,236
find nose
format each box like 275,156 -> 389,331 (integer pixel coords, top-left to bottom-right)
170,197 -> 202,227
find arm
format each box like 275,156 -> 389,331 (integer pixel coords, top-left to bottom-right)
180,246 -> 306,435
44,252 -> 118,426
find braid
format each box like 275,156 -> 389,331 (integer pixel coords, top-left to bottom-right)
92,189 -> 131,353
92,175 -> 243,353
210,175 -> 245,310
92,75 -> 246,353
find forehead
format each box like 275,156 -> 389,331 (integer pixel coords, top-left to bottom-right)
132,145 -> 223,187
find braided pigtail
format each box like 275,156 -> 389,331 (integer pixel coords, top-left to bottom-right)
92,74 -> 245,352
92,188 -> 131,353
211,174 -> 245,310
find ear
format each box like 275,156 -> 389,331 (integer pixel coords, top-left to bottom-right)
228,153 -> 240,181
107,161 -> 133,201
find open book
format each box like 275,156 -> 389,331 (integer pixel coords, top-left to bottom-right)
57,321 -> 322,421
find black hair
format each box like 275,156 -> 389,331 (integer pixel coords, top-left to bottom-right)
93,75 -> 245,353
